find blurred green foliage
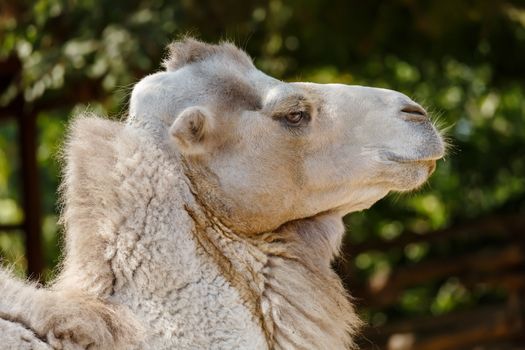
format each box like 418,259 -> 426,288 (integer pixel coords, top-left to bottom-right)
1,0 -> 524,326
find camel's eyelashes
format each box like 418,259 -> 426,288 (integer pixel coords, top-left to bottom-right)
286,111 -> 304,125
284,111 -> 309,127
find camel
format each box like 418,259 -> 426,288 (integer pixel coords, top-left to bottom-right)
0,38 -> 444,349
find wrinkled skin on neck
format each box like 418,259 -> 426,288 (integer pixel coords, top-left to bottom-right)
181,164 -> 360,349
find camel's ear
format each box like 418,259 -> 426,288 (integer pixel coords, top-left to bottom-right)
169,106 -> 215,155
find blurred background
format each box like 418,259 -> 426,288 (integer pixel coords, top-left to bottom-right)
1,0 -> 524,349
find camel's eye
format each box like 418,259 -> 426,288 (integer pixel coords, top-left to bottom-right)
285,111 -> 308,126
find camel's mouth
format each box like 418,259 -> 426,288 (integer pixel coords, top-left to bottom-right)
383,151 -> 443,163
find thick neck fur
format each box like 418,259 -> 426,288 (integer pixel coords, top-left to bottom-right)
182,163 -> 361,349
56,117 -> 360,349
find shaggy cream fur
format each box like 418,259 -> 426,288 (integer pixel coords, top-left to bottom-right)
0,38 -> 443,349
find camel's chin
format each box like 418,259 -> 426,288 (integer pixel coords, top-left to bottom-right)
390,160 -> 437,192
327,160 -> 437,216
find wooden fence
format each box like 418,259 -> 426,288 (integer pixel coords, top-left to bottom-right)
339,214 -> 525,350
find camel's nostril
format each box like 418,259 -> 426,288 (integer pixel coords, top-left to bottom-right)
400,104 -> 428,122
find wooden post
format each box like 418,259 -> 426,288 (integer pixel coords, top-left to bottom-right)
17,110 -> 44,279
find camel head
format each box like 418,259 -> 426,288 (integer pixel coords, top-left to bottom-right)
129,38 -> 445,234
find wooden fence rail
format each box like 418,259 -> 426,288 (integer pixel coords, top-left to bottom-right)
346,213 -> 525,350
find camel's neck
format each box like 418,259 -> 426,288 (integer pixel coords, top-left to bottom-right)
183,179 -> 360,349
122,137 -> 360,349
